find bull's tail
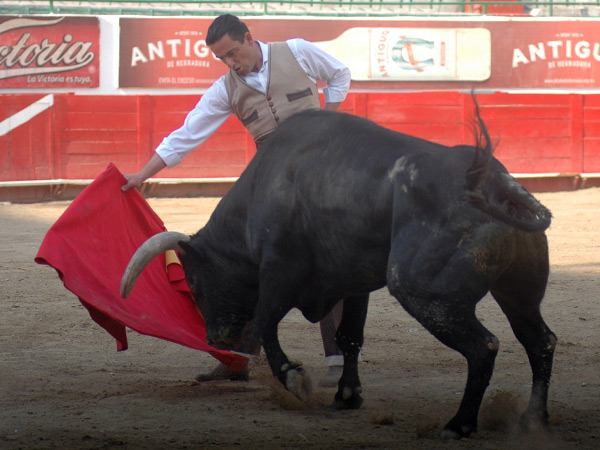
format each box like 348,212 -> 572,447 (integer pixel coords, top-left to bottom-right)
465,95 -> 552,232
465,96 -> 493,193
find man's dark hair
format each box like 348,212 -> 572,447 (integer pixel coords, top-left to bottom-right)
206,14 -> 249,46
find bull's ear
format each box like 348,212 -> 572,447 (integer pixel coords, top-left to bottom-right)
178,240 -> 205,260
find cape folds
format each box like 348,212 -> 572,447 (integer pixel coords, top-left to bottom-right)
35,163 -> 247,372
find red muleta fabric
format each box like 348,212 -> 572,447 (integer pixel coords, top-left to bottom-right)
35,163 -> 247,372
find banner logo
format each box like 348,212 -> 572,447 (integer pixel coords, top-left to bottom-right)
0,16 -> 99,87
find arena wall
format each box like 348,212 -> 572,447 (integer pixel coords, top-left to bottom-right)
2,15 -> 600,201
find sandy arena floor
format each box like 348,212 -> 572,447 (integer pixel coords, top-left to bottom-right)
1,188 -> 599,449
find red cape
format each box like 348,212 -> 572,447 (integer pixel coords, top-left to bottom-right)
35,163 -> 247,372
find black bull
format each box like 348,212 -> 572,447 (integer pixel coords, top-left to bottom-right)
121,107 -> 556,440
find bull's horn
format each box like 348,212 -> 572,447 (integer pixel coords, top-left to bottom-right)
120,231 -> 191,298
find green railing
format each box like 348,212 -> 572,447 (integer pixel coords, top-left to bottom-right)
0,0 -> 598,16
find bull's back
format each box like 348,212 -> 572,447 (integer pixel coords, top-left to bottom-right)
218,110 -> 483,238
232,110 -> 480,239
255,110 -> 453,201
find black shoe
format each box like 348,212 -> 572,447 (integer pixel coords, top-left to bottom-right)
195,363 -> 249,382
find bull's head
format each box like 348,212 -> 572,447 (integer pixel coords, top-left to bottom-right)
120,231 -> 254,350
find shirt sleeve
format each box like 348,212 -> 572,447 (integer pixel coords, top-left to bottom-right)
286,38 -> 351,105
155,77 -> 232,168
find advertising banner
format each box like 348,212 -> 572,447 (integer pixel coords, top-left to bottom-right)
0,16 -> 100,88
119,17 -> 600,90
119,18 -> 225,88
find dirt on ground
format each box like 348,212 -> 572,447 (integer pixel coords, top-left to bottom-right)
1,188 -> 599,450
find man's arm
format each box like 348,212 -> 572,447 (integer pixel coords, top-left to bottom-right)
288,39 -> 351,109
121,80 -> 232,192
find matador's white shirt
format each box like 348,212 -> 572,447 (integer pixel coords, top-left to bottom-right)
156,39 -> 351,168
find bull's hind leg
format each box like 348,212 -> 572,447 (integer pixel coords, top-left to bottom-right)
490,233 -> 556,431
332,294 -> 369,410
390,292 -> 499,440
493,292 -> 556,430
387,224 -> 502,439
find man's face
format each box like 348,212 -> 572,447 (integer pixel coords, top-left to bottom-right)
209,32 -> 261,76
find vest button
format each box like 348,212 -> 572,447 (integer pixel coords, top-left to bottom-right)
271,108 -> 276,114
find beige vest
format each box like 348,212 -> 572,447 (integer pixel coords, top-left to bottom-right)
224,42 -> 321,145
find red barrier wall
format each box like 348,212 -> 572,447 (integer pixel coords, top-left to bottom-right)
2,91 -> 600,195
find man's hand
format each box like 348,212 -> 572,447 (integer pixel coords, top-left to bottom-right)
121,154 -> 167,192
323,102 -> 342,112
121,173 -> 145,192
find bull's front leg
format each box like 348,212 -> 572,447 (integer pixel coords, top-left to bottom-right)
333,294 -> 369,410
252,273 -> 312,401
259,326 -> 312,402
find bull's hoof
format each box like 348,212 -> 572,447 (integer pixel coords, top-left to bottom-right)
440,423 -> 475,440
333,386 -> 363,410
282,363 -> 312,402
520,410 -> 549,432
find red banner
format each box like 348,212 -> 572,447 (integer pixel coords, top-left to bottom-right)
118,17 -> 600,90
0,16 -> 100,88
